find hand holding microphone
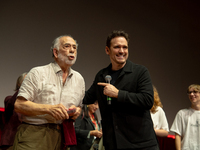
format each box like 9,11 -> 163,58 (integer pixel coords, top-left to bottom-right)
97,75 -> 119,105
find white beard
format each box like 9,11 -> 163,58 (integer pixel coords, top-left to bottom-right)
57,52 -> 77,66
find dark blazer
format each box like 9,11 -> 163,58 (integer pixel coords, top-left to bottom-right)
83,60 -> 158,150
70,114 -> 96,150
0,91 -> 21,146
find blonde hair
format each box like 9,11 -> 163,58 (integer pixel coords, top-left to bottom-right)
150,85 -> 163,114
187,84 -> 200,94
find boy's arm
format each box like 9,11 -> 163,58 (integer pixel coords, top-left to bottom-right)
175,133 -> 181,150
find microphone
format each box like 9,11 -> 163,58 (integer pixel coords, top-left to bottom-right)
105,75 -> 112,105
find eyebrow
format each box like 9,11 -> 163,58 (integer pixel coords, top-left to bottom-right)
64,43 -> 77,46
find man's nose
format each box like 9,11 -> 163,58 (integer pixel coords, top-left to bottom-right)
119,47 -> 124,53
69,46 -> 75,53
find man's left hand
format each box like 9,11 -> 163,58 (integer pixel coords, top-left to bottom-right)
68,105 -> 81,120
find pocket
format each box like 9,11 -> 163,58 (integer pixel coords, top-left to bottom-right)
18,124 -> 46,142
38,83 -> 57,103
62,89 -> 83,106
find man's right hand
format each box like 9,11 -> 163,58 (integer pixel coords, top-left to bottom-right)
15,98 -> 69,120
48,104 -> 69,120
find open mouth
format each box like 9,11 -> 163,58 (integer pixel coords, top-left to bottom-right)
116,55 -> 125,59
68,55 -> 75,60
117,54 -> 125,57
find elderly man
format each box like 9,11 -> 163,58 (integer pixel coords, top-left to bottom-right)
13,35 -> 85,150
83,30 -> 159,150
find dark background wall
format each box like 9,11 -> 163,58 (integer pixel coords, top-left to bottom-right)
0,0 -> 200,134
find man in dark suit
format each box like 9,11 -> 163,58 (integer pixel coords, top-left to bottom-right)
83,30 -> 159,150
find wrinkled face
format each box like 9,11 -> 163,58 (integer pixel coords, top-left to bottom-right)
55,36 -> 77,66
188,87 -> 200,104
88,101 -> 99,114
106,36 -> 128,69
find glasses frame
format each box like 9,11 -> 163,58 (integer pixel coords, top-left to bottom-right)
187,91 -> 200,95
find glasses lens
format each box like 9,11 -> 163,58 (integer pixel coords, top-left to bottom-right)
188,91 -> 199,95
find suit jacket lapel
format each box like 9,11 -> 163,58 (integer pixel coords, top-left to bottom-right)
85,116 -> 96,130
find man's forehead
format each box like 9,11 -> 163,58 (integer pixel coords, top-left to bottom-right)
60,36 -> 76,45
111,37 -> 128,44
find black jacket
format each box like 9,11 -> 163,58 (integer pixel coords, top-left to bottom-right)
83,60 -> 158,150
70,114 -> 96,150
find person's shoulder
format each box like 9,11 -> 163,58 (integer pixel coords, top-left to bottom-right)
156,106 -> 166,114
71,69 -> 83,77
95,64 -> 111,76
125,60 -> 149,76
127,60 -> 147,70
176,108 -> 190,115
71,69 -> 84,80
4,95 -> 12,102
29,63 -> 51,73
97,67 -> 107,74
156,106 -> 163,111
180,108 -> 190,112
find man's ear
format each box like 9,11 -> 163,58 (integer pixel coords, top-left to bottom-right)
53,48 -> 58,58
105,46 -> 110,55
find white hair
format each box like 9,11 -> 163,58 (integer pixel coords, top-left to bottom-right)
50,35 -> 78,57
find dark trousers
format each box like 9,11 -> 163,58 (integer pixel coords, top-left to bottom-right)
0,145 -> 13,150
105,144 -> 159,150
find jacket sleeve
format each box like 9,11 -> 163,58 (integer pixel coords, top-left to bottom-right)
74,115 -> 92,138
83,79 -> 98,105
4,91 -> 19,122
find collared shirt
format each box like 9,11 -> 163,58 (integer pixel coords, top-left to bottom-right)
18,62 -> 85,124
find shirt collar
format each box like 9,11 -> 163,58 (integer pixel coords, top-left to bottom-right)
51,62 -> 73,77
107,60 -> 132,73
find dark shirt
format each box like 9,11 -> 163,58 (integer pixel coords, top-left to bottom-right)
109,68 -> 123,85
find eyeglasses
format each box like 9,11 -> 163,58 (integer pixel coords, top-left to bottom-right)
187,91 -> 200,95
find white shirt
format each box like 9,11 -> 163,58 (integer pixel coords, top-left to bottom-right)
150,106 -> 169,131
18,62 -> 85,124
170,108 -> 200,150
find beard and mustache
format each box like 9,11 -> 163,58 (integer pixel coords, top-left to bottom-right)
57,52 -> 77,66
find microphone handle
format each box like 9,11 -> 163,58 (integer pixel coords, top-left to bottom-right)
107,80 -> 112,105
107,96 -> 111,105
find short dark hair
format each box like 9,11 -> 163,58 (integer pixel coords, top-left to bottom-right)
106,30 -> 129,48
